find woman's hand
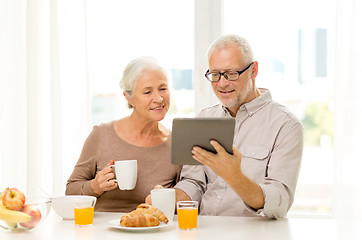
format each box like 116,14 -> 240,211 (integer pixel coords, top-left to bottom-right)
91,160 -> 118,195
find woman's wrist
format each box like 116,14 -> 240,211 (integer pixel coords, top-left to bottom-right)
90,179 -> 103,196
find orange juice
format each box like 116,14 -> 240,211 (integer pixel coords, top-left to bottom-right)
74,207 -> 94,226
177,207 -> 198,229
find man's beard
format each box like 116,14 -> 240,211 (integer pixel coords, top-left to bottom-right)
219,95 -> 241,110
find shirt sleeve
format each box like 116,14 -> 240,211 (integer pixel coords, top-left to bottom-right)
65,126 -> 100,197
174,165 -> 208,203
247,119 -> 304,219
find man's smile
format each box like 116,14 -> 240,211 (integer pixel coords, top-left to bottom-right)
219,89 -> 235,95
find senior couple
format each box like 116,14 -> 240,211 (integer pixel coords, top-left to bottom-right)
66,34 -> 303,219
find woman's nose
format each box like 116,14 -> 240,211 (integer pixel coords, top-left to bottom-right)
153,93 -> 163,102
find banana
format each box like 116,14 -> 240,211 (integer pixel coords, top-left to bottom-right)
0,205 -> 31,223
5,221 -> 17,229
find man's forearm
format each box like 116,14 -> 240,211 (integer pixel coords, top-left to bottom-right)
175,188 -> 191,202
226,171 -> 264,210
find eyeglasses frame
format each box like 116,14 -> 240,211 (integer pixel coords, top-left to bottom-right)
205,61 -> 255,82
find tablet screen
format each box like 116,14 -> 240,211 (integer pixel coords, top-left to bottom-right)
171,118 -> 235,165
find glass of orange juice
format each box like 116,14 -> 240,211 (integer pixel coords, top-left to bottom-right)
177,201 -> 198,230
74,198 -> 96,227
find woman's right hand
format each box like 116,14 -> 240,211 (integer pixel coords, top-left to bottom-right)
90,160 -> 118,195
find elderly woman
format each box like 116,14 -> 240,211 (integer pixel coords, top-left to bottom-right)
66,56 -> 182,212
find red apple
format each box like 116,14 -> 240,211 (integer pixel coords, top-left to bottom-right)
19,205 -> 42,228
1,188 -> 26,211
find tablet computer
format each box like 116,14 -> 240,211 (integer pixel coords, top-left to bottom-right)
171,118 -> 235,165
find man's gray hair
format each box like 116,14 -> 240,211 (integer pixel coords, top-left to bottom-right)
207,34 -> 254,64
120,56 -> 169,96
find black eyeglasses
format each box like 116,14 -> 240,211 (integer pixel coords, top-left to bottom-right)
205,61 -> 254,82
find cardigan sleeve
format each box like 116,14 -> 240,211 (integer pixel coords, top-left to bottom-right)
65,126 -> 100,197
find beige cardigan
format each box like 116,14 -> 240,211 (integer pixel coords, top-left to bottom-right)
66,121 -> 182,212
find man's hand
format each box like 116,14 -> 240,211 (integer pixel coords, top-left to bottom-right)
192,140 -> 264,210
192,140 -> 242,183
90,160 -> 118,195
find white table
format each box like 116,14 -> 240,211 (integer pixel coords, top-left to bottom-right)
1,210 -> 361,240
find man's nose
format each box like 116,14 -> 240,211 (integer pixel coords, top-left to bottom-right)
218,74 -> 230,86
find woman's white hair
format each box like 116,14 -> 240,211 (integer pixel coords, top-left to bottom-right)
119,56 -> 169,96
207,34 -> 254,65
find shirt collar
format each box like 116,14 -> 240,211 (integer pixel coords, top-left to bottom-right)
221,88 -> 272,117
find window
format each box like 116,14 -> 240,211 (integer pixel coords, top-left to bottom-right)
87,0 -> 195,129
224,0 -> 336,215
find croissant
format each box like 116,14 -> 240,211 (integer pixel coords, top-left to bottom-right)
120,213 -> 159,227
135,203 -> 168,223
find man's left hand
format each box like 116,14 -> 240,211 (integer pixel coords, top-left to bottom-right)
192,140 -> 242,182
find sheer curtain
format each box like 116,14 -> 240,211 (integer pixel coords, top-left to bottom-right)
0,1 -> 28,193
0,0 -> 91,197
334,0 -> 362,219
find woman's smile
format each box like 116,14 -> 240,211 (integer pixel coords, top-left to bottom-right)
151,105 -> 165,111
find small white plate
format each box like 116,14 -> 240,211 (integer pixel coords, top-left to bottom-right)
107,219 -> 174,232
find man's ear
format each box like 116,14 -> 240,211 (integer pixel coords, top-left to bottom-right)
251,61 -> 258,79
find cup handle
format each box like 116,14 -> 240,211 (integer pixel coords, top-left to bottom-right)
109,165 -> 117,183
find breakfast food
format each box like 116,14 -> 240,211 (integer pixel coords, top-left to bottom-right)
120,213 -> 159,227
1,188 -> 26,211
135,203 -> 168,223
120,203 -> 168,227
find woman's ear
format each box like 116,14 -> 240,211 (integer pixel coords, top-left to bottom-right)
123,91 -> 133,108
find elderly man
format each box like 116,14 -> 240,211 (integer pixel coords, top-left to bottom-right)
149,34 -> 303,219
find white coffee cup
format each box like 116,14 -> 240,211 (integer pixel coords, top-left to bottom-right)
151,188 -> 176,221
110,160 -> 137,190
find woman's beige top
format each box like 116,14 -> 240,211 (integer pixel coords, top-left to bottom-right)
66,121 -> 182,212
